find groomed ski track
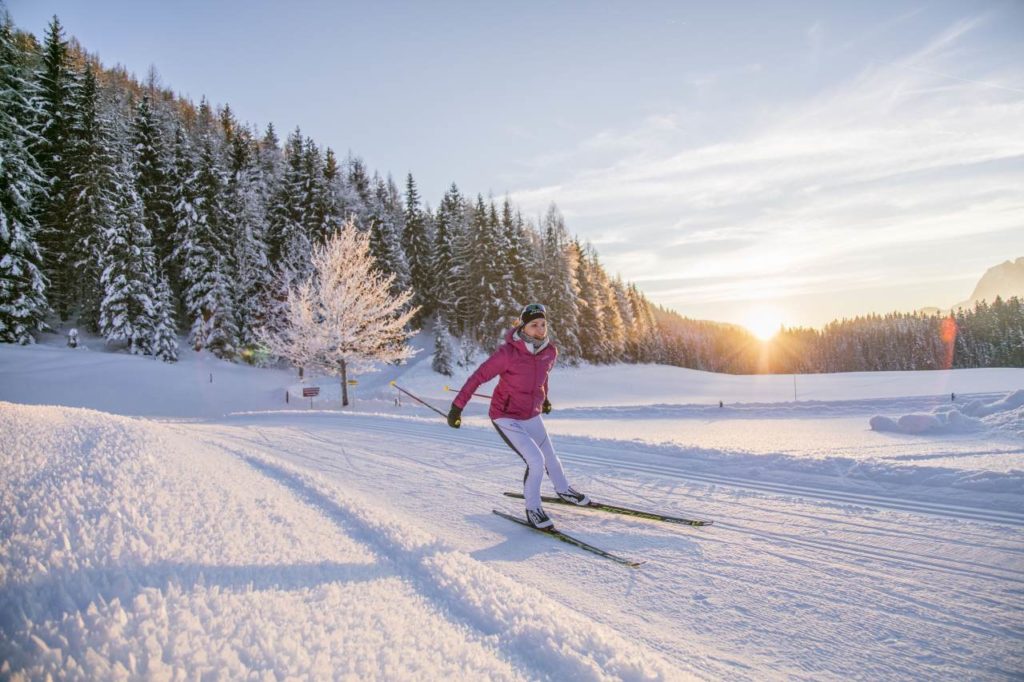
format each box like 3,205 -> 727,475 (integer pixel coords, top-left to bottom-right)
183,410 -> 1024,680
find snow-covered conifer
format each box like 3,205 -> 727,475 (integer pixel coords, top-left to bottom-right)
300,137 -> 331,243
538,205 -> 582,363
98,157 -> 159,355
432,183 -> 466,330
502,198 -> 532,307
596,259 -> 626,361
180,134 -> 237,357
402,173 -> 433,321
432,317 -> 454,376
33,15 -> 79,320
267,128 -> 312,281
456,195 -> 512,344
575,241 -> 609,362
367,173 -> 408,292
0,18 -> 49,343
65,64 -> 121,329
225,127 -> 271,359
150,273 -> 178,362
131,94 -> 175,270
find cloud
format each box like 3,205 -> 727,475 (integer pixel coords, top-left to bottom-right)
508,14 -> 1024,326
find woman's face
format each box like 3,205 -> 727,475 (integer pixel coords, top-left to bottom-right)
523,318 -> 547,339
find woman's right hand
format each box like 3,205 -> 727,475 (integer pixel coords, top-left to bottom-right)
447,404 -> 462,428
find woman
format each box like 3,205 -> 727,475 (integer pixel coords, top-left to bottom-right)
447,303 -> 590,529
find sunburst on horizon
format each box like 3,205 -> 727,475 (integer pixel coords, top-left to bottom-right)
740,306 -> 788,342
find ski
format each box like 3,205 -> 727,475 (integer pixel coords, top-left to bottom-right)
492,509 -> 645,568
503,492 -> 713,527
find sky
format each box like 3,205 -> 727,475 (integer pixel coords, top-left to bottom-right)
8,0 -> 1024,332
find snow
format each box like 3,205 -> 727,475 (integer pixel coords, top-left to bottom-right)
870,389 -> 1024,438
1,334 -> 1023,680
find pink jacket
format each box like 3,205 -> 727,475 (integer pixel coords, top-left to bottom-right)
453,327 -> 558,420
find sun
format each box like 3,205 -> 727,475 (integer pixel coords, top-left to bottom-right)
741,306 -> 786,341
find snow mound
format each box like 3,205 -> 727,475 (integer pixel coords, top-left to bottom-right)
0,402 -> 689,680
870,390 -> 1024,437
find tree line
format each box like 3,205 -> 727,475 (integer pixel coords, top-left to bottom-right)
1,14 -> 1020,373
655,299 -> 1024,374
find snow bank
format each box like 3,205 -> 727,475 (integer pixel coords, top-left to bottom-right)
870,390 -> 1024,438
0,402 -> 510,679
0,401 -> 691,680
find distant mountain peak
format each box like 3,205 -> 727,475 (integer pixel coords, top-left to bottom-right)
956,257 -> 1024,310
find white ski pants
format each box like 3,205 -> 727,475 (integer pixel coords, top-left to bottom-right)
492,415 -> 570,510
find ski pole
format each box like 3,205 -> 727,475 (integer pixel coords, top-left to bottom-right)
390,382 -> 447,419
444,385 -> 492,400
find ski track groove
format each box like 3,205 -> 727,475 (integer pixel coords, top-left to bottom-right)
292,416 -> 1024,527
208,420 -> 1024,588
689,532 -> 1021,643
205,422 -> 1023,632
195,417 -> 1024,679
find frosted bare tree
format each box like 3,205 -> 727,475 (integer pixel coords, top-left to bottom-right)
260,219 -> 418,405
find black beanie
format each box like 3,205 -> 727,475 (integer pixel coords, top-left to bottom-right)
521,303 -> 546,324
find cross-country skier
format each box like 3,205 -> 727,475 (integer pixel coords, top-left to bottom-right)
447,303 -> 590,529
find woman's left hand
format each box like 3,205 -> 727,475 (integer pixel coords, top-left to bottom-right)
542,399 -> 552,415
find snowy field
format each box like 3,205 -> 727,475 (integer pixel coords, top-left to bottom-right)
1,335 -> 1023,680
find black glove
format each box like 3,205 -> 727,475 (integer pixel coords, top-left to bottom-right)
447,404 -> 462,428
542,399 -> 552,415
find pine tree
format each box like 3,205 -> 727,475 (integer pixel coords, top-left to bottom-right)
322,147 -> 348,233
346,154 -> 372,211
456,195 -> 504,343
97,168 -> 158,355
574,240 -> 606,362
131,94 -> 175,272
432,317 -> 454,376
169,123 -> 198,309
626,283 -> 660,363
367,173 -> 408,291
402,173 -> 433,322
432,183 -> 465,330
267,128 -> 311,281
502,199 -> 532,307
0,18 -> 49,343
33,15 -> 78,320
180,133 -> 237,357
488,198 -> 517,326
64,63 -> 119,329
225,126 -> 271,360
611,276 -> 636,360
150,273 -> 178,362
299,136 -> 330,244
258,122 -> 283,194
538,205 -> 582,363
595,258 -> 626,361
